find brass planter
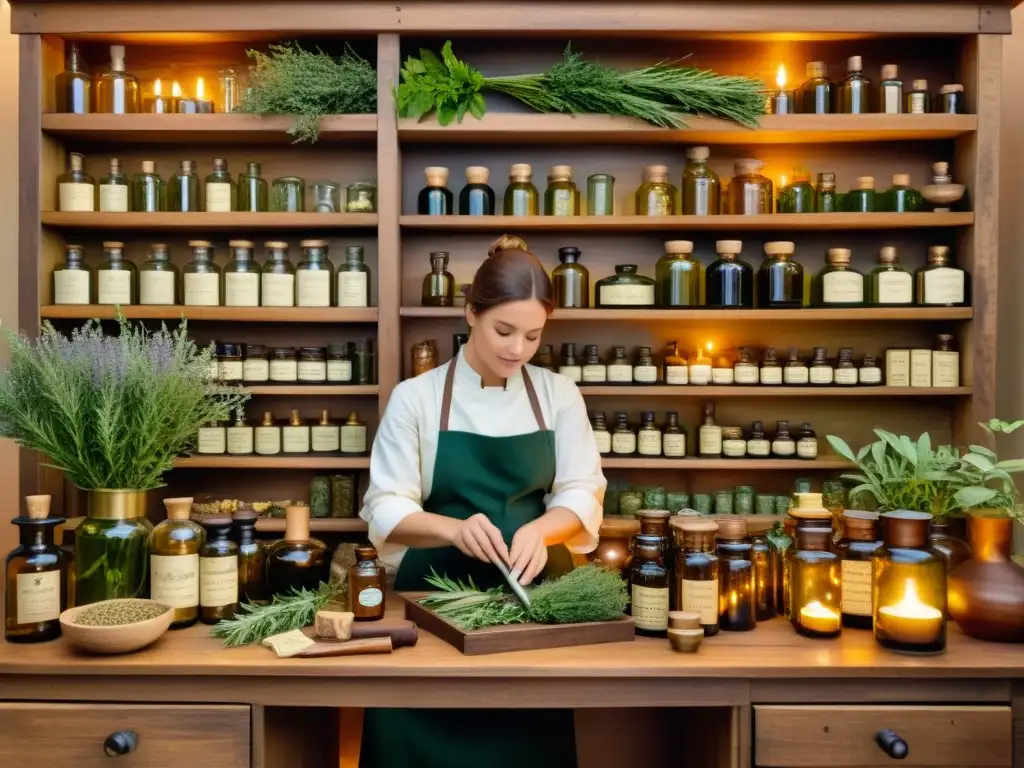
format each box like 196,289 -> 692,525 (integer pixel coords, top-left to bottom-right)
86,489 -> 148,520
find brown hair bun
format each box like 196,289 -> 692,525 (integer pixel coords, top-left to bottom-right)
469,235 -> 553,314
487,234 -> 530,259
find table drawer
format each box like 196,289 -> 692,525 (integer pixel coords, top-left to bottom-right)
0,703 -> 250,767
754,705 -> 1012,767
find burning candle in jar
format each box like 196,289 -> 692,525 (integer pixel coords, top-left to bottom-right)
799,600 -> 841,635
767,64 -> 794,115
195,77 -> 214,113
148,78 -> 172,113
689,341 -> 713,385
176,80 -> 197,114
877,580 -> 944,646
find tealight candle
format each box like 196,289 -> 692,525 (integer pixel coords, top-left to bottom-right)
799,600 -> 841,635
195,77 -> 214,114
877,580 -> 944,646
767,64 -> 795,115
148,78 -> 174,113
688,341 -> 713,385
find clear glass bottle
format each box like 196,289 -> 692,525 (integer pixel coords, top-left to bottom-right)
879,64 -> 903,114
422,251 -> 455,306
771,420 -> 796,458
313,181 -> 342,213
734,347 -> 760,385
261,241 -> 296,307
777,171 -> 815,213
882,174 -> 923,212
786,495 -> 841,638
915,246 -> 968,306
607,346 -> 633,384
630,534 -> 670,637
98,158 -> 129,212
53,245 -> 92,305
760,347 -> 783,385
56,42 -> 91,114
838,510 -> 881,629
582,345 -> 607,384
223,240 -> 260,307
796,422 -> 818,460
681,146 -> 720,215
698,402 -> 722,458
149,497 -> 204,629
346,181 -> 376,212
545,165 -> 580,216
833,347 -> 858,386
238,161 -> 269,212
349,544 -> 387,621
132,160 -> 166,213
675,519 -> 719,635
757,241 -> 803,308
204,157 -> 235,212
169,160 -> 200,213
784,347 -> 809,385
587,173 -> 615,216
716,518 -> 755,631
729,159 -> 773,215
58,152 -> 96,212
255,412 -> 282,456
595,265 -> 655,308
311,409 -> 341,453
814,247 -> 865,307
341,411 -> 368,455
232,512 -> 267,605
265,505 -> 330,596
809,346 -> 834,385
663,411 -> 687,458
418,166 -> 453,215
199,518 -> 239,625
95,45 -> 140,114
139,243 -> 178,306
637,411 -> 662,457
552,246 -> 589,308
860,354 -> 883,386
504,164 -> 539,216
283,410 -> 311,454
183,240 -> 221,307
296,240 -> 335,307
590,412 -> 612,455
746,420 -> 771,458
815,172 -> 839,213
845,176 -> 877,212
96,241 -> 136,305
799,61 -> 832,114
705,240 -> 754,308
907,79 -> 931,114
336,245 -> 371,308
635,164 -> 677,216
75,492 -> 152,605
655,240 -> 700,307
227,411 -> 254,455
836,55 -> 871,114
611,412 -> 636,456
271,176 -> 305,212
460,166 -> 495,215
558,342 -> 582,383
869,246 -> 914,306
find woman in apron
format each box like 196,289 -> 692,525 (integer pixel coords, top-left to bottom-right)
359,235 -> 606,768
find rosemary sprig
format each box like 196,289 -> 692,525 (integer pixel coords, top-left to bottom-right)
210,583 -> 337,647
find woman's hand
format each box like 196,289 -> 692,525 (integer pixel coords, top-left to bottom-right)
509,521 -> 548,585
451,513 -> 511,566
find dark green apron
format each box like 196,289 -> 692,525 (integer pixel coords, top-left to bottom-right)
360,353 -> 577,768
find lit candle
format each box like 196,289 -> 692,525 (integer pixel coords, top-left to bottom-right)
195,77 -> 214,113
176,79 -> 197,114
877,580 -> 944,645
689,341 -> 713,385
799,600 -> 841,635
767,64 -> 794,115
148,78 -> 171,113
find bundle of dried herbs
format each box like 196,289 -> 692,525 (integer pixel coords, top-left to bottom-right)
397,42 -> 765,128
211,583 -> 335,647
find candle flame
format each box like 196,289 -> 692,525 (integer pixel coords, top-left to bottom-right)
730,590 -> 737,607
780,174 -> 788,189
800,600 -> 839,619
154,78 -> 162,96
172,80 -> 183,98
880,580 -> 943,619
196,77 -> 205,100
776,64 -> 787,90
705,341 -> 713,353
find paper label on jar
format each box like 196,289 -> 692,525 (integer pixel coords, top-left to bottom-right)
298,270 -> 331,307
255,428 -> 281,455
225,272 -> 260,307
244,359 -> 270,382
582,365 -> 607,383
784,367 -> 809,385
747,439 -> 771,457
841,560 -> 873,616
910,92 -> 927,114
227,428 -> 254,455
312,425 -> 340,452
98,270 -> 132,305
150,554 -> 199,609
882,85 -> 901,114
184,272 -> 220,306
797,438 -> 818,459
665,365 -> 688,385
681,579 -> 718,626
593,430 -> 611,454
558,365 -> 582,383
634,365 -> 657,384
99,184 -> 129,212
822,272 -> 864,304
611,432 -> 636,455
599,284 -> 655,306
772,439 -> 796,456
859,367 -> 882,385
59,182 -> 95,212
631,585 -> 669,631
54,269 -> 90,305
734,366 -> 759,384
809,366 -> 834,385
876,271 -> 913,304
205,182 -> 233,212
886,350 -> 911,386
198,428 -> 226,454
663,433 -> 686,457
341,425 -> 367,453
358,587 -> 384,608
219,360 -> 243,381
699,427 -> 722,455
328,359 -> 353,382
911,350 -> 932,387
338,272 -> 368,307
270,359 -> 298,382
607,364 -> 633,383
16,571 -> 60,625
283,427 -> 310,453
689,364 -> 712,385
759,367 -> 783,385
723,439 -> 746,457
200,555 -> 238,608
262,273 -> 295,307
933,351 -> 960,388
298,361 -> 327,382
922,268 -> 965,305
140,271 -> 175,305
834,368 -> 858,385
711,368 -> 734,385
637,430 -> 662,456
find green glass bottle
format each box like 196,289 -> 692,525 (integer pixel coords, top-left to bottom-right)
882,174 -> 923,212
757,241 -> 803,308
836,55 -> 872,113
504,163 -> 539,216
98,158 -> 130,212
681,146 -> 720,215
183,240 -> 222,307
422,252 -> 455,306
655,240 -> 700,307
139,243 -> 178,306
224,240 -> 261,308
337,245 -> 371,308
815,172 -> 839,212
844,177 -> 876,212
813,248 -> 865,308
868,246 -> 914,306
238,161 -> 268,212
204,157 -> 236,212
132,160 -> 165,212
777,171 -> 815,213
169,160 -> 200,212
544,165 -> 580,216
879,64 -> 903,114
799,61 -> 832,114
595,265 -> 655,308
915,246 -> 968,307
635,164 -> 677,216
551,246 -> 589,308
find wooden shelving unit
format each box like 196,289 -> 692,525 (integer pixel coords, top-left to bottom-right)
576,386 -> 972,398
255,517 -> 368,533
41,212 -> 379,231
601,457 -> 851,470
401,307 -> 974,321
174,456 -> 370,470
39,305 -> 380,323
242,385 -> 379,396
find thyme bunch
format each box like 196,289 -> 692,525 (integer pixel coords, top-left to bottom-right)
211,583 -> 337,647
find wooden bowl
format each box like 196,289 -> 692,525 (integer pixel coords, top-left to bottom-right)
59,599 -> 174,654
667,628 -> 704,653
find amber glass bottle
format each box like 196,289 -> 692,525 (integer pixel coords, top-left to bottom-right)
681,146 -> 720,215
838,510 -> 881,629
552,246 -> 589,308
675,519 -> 720,636
729,159 -> 773,214
635,164 -> 677,216
752,534 -> 778,621
422,252 -> 455,306
786,494 -> 841,638
349,544 -> 386,621
265,505 -> 330,596
504,164 -> 539,216
149,497 -> 204,628
232,511 -> 267,605
630,534 -> 670,637
199,517 -> 239,625
716,518 -> 755,631
655,240 -> 700,307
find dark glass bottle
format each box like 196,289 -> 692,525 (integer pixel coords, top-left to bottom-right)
199,518 -> 239,625
716,518 -> 755,631
869,246 -> 914,306
56,42 -> 91,114
422,252 -> 455,306
459,166 -> 495,215
611,412 -> 636,456
815,172 -> 839,212
655,240 -> 700,307
838,510 -> 881,629
349,544 -> 386,621
675,519 -> 720,636
706,240 -> 754,308
752,534 -> 778,621
232,512 -> 267,605
771,420 -> 796,458
845,177 -> 877,212
834,347 -> 858,386
907,79 -> 931,114
757,241 -> 803,308
552,247 -> 590,308
796,422 -> 818,460
418,167 -> 453,215
149,498 -> 203,629
777,171 -> 815,213
746,420 -> 771,458
814,247 -> 865,307
882,174 -> 923,212
630,534 -> 670,637
662,411 -> 687,458
799,61 -> 831,114
633,346 -> 658,385
170,160 -> 201,213
594,265 -> 655,308
265,505 -> 330,596
837,55 -> 872,114
558,342 -> 582,384
760,347 -> 783,385
940,84 -> 965,114
784,347 -> 809,386
809,346 -> 834,386
531,345 -> 555,372
581,344 -> 607,384
637,411 -> 662,457
787,497 -> 841,638
607,346 -> 632,384
591,411 -> 612,455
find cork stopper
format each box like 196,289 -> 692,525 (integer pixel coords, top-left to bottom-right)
716,517 -> 748,540
940,83 -> 964,94
24,495 -> 51,520
465,166 -> 490,184
892,173 -> 911,187
932,161 -> 951,179
188,240 -> 212,249
676,519 -> 719,533
319,409 -> 331,425
734,158 -> 764,175
289,409 -> 303,426
881,64 -> 899,80
686,145 -> 710,161
179,159 -> 195,173
110,45 -> 126,69
792,169 -> 810,183
109,158 -> 121,173
425,166 -> 449,186
509,163 -> 533,180
716,240 -> 743,255
806,61 -> 826,78
548,164 -> 573,180
790,492 -> 833,520
644,164 -> 669,182
284,504 -> 311,542
881,509 -> 932,548
878,246 -> 897,263
229,240 -> 255,248
764,241 -> 795,256
913,79 -> 928,91
102,241 -> 125,250
928,245 -> 950,264
68,152 -> 85,171
637,508 -> 671,523
163,497 -> 194,521
141,160 -> 155,174
212,157 -> 227,171
300,239 -> 328,248
827,247 -> 852,264
264,241 -> 289,250
261,411 -> 275,426
664,240 -> 694,254
847,55 -> 862,72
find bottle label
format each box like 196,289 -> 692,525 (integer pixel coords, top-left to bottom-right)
593,429 -> 612,454
99,184 -> 129,212
341,424 -> 367,453
759,367 -> 783,385
200,555 -> 238,608
886,350 -> 911,387
834,368 -> 858,385
150,553 -> 199,608
208,360 -> 220,381
243,359 -> 270,382
550,189 -> 575,217
255,428 -> 281,455
734,365 -> 759,384
607,364 -> 633,383
663,433 -> 686,458
841,560 -> 873,616
689,364 -> 712,385
298,270 -> 331,307
611,432 -> 636,455
747,438 -> 771,457
328,359 -> 353,382
298,361 -> 327,382
198,428 -> 226,454
582,364 -> 607,383
631,585 -> 669,631
909,92 -> 927,114
911,350 -> 932,387
140,271 -> 175,305
219,360 -> 243,381
54,269 -> 90,305
877,271 -> 913,304
184,272 -> 220,306
699,427 -> 722,455
633,365 -> 657,384
358,587 -> 384,608
797,438 -> 818,458
98,270 -> 132,305
711,368 -> 734,385
227,428 -> 254,455
205,182 -> 233,212
809,366 -> 834,385
922,268 -> 965,305
558,365 -> 582,383
270,359 -> 298,382
723,438 -> 746,458
283,427 -> 311,453
599,284 -> 655,306
681,578 -> 718,626
689,178 -> 715,216
859,367 -> 882,385
932,351 -> 960,388
338,272 -> 368,307
822,272 -> 864,304
16,570 -> 60,625
637,430 -> 662,456
312,425 -> 341,452
225,272 -> 260,307
882,84 -> 901,114
772,438 -> 796,456
59,182 -> 95,212
665,365 -> 688,385
262,273 -> 295,307
784,367 -> 809,385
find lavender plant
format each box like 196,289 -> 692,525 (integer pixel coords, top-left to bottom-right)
0,315 -> 249,490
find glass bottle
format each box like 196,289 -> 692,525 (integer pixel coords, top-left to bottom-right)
845,176 -> 877,212
716,518 -> 755,631
310,409 -> 341,453
56,42 -> 91,114
869,246 -> 914,306
721,426 -> 746,458
283,410 -> 311,454
205,157 -> 236,213
183,240 -> 221,307
341,411 -> 368,455
418,166 -> 453,215
591,412 -> 612,455
860,354 -> 883,386
915,246 -> 967,306
771,420 -> 796,458
729,159 -> 773,215
328,342 -> 355,383
796,422 -> 818,460
635,164 -> 677,216
95,45 -> 140,114
783,347 -> 809,385
760,347 -> 783,385
552,247 -> 589,308
581,345 -> 607,384
630,534 -> 670,637
595,265 -> 655,308
681,146 -> 720,215
298,347 -> 327,384
733,347 -> 759,385
675,519 -> 719,636
883,174 -> 923,213
197,419 -> 226,454
132,160 -> 166,212
227,410 -> 254,455
98,158 -> 129,212
809,346 -> 834,385
261,241 -> 296,307
637,411 -> 662,457
838,510 -> 881,629
223,240 -> 260,307
662,341 -> 687,386
333,245 -> 370,308
460,166 -> 495,215
139,244 -> 177,306
532,345 -> 555,372
198,518 -> 238,624
273,349 -> 299,387
296,240 -> 335,307
752,534 -> 777,621
786,494 -> 841,638
255,412 -> 282,456
53,245 -> 92,305
746,420 -> 771,458
879,64 -> 903,114
799,61 -> 832,114
814,247 -> 865,307
58,152 -> 96,212
706,240 -> 754,308
346,181 -> 376,212
611,412 -> 636,456
5,495 -> 72,643
422,251 -> 455,306
504,163 -> 539,216
928,517 -> 972,577
815,172 -> 838,213
940,83 -> 965,114
96,241 -> 137,305
265,505 -> 330,596
932,333 -> 960,388
907,79 -> 931,114
663,411 -> 687,458
167,160 -> 200,212
655,240 -> 700,307
544,165 -> 580,216
698,402 -> 722,458
149,497 -> 204,629
232,512 -> 267,604
777,171 -> 815,213
607,346 -> 632,384
836,55 -> 871,114
218,343 -> 243,384
757,241 -> 803,308
238,161 -> 269,212
834,347 -> 858,386
558,342 -> 582,383
272,176 -> 305,212
75,491 -> 151,606
349,544 -> 386,621
712,352 -> 735,386
587,173 -> 615,216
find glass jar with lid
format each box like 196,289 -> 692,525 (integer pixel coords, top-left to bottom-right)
655,240 -> 700,307
338,245 -> 371,308
675,519 -> 720,635
716,517 -> 756,631
183,240 -> 221,306
328,342 -> 354,383
261,241 -> 296,307
238,161 -> 268,212
786,492 -> 841,638
544,165 -> 580,216
298,347 -> 328,383
814,248 -> 865,307
504,164 -> 539,216
681,146 -> 720,215
635,164 -> 677,216
760,347 -> 783,385
270,347 -> 299,383
243,345 -> 270,383
838,510 -> 881,629
346,181 -> 377,213
139,243 -> 177,306
296,240 -> 335,307
595,265 -> 655,308
224,240 -> 260,307
422,252 -> 455,306
54,244 -> 92,305
218,342 -> 243,383
271,176 -> 305,212
460,166 -> 495,216
630,534 -> 670,637
313,181 -> 342,213
97,241 -> 137,305
729,159 -> 773,215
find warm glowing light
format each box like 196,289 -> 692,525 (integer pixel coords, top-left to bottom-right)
705,341 -> 713,353
196,77 -> 205,100
780,174 -> 788,189
877,580 -> 944,645
172,81 -> 183,98
879,580 -> 942,620
776,64 -> 787,90
799,600 -> 841,634
730,590 -> 738,607
154,79 -> 163,96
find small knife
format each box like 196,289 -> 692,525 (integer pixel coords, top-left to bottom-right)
495,560 -> 532,610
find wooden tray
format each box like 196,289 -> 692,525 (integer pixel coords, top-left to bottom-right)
401,593 -> 635,655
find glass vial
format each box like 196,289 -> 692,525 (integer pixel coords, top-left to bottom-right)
752,534 -> 778,621
607,347 -> 632,384
809,347 -> 834,385
132,160 -> 166,212
587,173 -> 615,216
296,240 -> 335,307
255,412 -> 282,456
349,544 -> 387,621
837,55 -> 871,114
95,45 -> 140,114
311,410 -> 341,453
799,61 -> 832,114
933,333 -> 960,388
337,246 -> 371,308
170,160 -> 201,212
96,241 -> 136,305
771,420 -> 796,458
698,402 -> 722,458
591,412 -> 612,455
681,146 -> 720,215
611,412 -> 636,456
552,247 -> 590,308
283,410 -> 311,454
729,159 -> 773,214
341,411 -> 368,455
870,246 -> 914,306
637,411 -> 662,457
838,510 -> 881,629
655,240 -> 700,307
205,157 -> 236,212
199,518 -> 239,625
227,411 -> 254,455
224,240 -> 260,307
907,79 -> 931,114
183,241 -> 221,306
558,342 -> 582,383
760,347 -> 783,385
784,347 -> 809,385
582,344 -> 607,384
879,64 -> 903,114
232,512 -> 267,604
238,162 -> 269,212
796,422 -> 819,459
504,163 -> 539,216
460,166 -> 495,215
663,411 -> 687,458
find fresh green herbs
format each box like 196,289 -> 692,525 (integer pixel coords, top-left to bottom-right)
397,42 -> 765,128
211,583 -> 336,647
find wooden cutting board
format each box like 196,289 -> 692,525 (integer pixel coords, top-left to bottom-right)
401,593 -> 635,655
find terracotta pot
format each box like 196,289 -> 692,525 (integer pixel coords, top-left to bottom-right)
948,514 -> 1024,642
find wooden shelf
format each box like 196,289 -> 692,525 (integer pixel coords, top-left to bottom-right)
40,306 -> 379,323
600,514 -> 785,537
601,457 -> 850,470
255,517 -> 368,533
401,306 -> 973,321
243,385 -> 379,396
41,212 -> 379,231
399,113 -> 978,145
399,213 -> 973,232
173,456 -> 370,469
580,386 -> 972,397
42,113 -> 378,144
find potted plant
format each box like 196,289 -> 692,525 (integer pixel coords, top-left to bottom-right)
0,315 -> 249,605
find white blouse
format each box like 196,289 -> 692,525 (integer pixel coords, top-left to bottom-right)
361,353 -> 606,569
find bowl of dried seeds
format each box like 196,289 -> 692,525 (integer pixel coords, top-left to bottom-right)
59,599 -> 174,654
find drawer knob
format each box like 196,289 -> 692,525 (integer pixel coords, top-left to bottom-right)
103,730 -> 138,757
875,729 -> 909,759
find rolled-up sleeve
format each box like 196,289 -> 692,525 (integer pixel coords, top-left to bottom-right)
546,378 -> 606,553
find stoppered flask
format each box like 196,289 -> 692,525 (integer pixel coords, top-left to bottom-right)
545,165 -> 580,216
149,497 -> 204,629
139,244 -> 178,306
99,158 -> 130,212
916,246 -> 967,306
836,55 -> 871,114
635,164 -> 677,216
815,172 -> 838,213
786,494 -> 841,638
814,248 -> 865,307
706,240 -> 753,308
552,247 -> 590,308
56,42 -> 91,114
799,61 -> 832,114
655,240 -> 700,307
504,164 -> 539,216
418,166 -> 453,215
262,241 -> 296,307
716,518 -> 756,632
183,240 -> 221,307
460,166 -> 495,215
729,159 -> 773,214
58,152 -> 96,212
681,146 -> 720,215
757,241 -> 803,308
630,535 -> 670,637
265,505 -> 330,596
205,157 -> 236,212
96,241 -> 137,305
224,240 -> 260,307
53,245 -> 92,305
95,45 -> 140,114
422,251 -> 455,306
349,544 -> 386,621
232,512 -> 267,605
199,518 -> 239,624
879,64 -> 903,114
170,160 -> 201,212
869,246 -> 914,306
132,160 -> 166,212
838,510 -> 881,629
238,162 -> 269,212
296,240 -> 335,307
